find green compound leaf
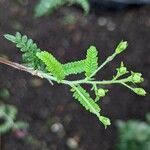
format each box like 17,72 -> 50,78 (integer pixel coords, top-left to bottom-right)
34,0 -> 89,17
71,85 -> 111,127
5,105 -> 18,120
0,118 -> 12,134
36,51 -> 65,80
0,105 -> 16,134
85,46 -> 98,77
71,85 -> 101,117
69,0 -> 90,14
35,0 -> 63,17
0,105 -> 29,134
4,32 -> 42,69
63,60 -> 85,76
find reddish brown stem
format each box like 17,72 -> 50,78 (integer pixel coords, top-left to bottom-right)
0,57 -> 28,72
0,57 -> 53,85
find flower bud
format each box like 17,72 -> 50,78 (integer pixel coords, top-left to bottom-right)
97,88 -> 108,97
99,116 -> 111,128
117,62 -> 128,75
129,72 -> 144,83
134,88 -> 146,96
115,41 -> 128,54
118,67 -> 127,75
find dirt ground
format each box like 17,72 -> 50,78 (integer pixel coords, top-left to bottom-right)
0,0 -> 150,150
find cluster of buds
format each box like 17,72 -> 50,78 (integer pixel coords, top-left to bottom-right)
95,88 -> 108,102
115,63 -> 144,84
128,72 -> 144,83
128,72 -> 146,96
97,88 -> 108,97
116,62 -> 128,76
114,62 -> 146,97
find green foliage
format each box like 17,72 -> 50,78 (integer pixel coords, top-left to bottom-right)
85,46 -> 98,78
70,0 -> 89,14
71,85 -> 110,127
36,51 -> 65,80
71,85 -> 100,114
0,88 -> 10,100
2,32 -> 147,128
35,0 -> 62,17
0,105 -> 28,134
128,72 -> 144,83
63,60 -> 85,76
116,114 -> 150,150
4,32 -> 42,69
35,0 -> 89,17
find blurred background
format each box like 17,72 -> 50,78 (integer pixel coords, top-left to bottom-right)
0,0 -> 150,150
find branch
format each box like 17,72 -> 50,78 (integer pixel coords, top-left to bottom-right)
0,57 -> 55,85
0,57 -> 130,87
0,57 -> 29,72
89,53 -> 117,78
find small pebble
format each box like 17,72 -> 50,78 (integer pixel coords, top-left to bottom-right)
98,17 -> 107,26
51,122 -> 64,133
30,78 -> 43,87
51,122 -> 65,138
66,138 -> 79,149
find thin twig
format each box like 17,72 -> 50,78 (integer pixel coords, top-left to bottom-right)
0,57 -> 54,85
0,57 -> 129,87
0,57 -> 29,72
89,53 -> 117,78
